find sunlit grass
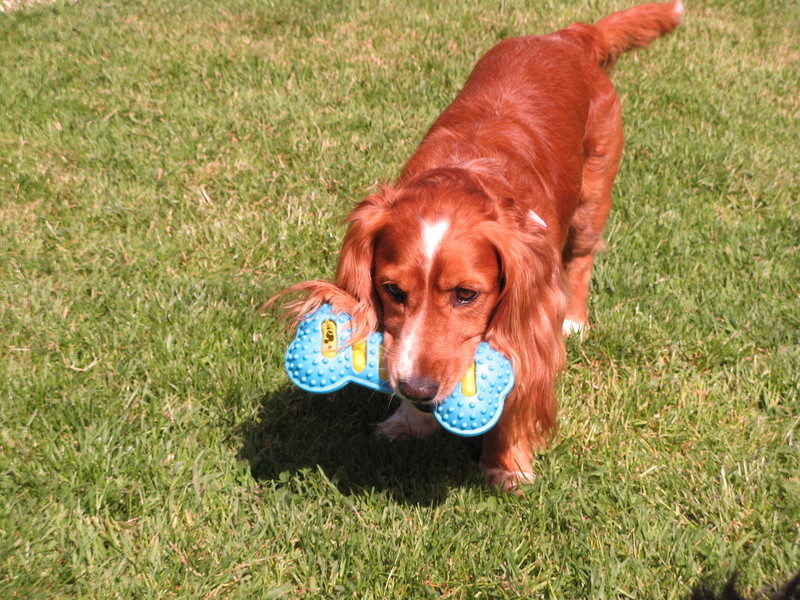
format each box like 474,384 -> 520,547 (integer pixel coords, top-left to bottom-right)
1,0 -> 797,598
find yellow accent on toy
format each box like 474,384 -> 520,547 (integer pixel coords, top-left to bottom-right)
320,319 -> 338,357
461,362 -> 477,397
352,339 -> 367,372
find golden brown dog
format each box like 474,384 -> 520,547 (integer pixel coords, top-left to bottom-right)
275,1 -> 683,491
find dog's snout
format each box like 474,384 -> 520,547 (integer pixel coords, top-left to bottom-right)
398,377 -> 439,403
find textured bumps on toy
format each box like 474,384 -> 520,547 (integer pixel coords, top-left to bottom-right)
284,303 -> 514,437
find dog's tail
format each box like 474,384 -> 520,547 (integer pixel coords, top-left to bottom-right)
565,1 -> 684,70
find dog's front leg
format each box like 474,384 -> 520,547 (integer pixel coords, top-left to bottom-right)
480,421 -> 536,493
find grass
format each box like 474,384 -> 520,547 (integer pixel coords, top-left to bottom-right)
0,0 -> 797,597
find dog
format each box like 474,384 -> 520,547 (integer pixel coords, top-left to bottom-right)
273,1 -> 684,491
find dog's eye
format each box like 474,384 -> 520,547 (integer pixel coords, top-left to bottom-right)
382,283 -> 407,303
454,288 -> 478,305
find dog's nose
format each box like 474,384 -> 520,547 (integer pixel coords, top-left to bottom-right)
398,377 -> 439,403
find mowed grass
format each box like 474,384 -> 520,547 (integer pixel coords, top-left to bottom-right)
1,0 -> 797,598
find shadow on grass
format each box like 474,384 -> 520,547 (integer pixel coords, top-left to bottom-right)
237,384 -> 483,506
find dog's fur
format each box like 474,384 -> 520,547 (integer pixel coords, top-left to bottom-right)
273,1 -> 683,490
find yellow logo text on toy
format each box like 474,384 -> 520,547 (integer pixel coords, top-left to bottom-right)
461,362 -> 476,397
321,319 -> 338,358
352,339 -> 367,372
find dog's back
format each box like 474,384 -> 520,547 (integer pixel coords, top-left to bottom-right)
398,1 -> 684,249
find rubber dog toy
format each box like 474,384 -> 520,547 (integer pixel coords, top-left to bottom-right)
284,303 -> 514,436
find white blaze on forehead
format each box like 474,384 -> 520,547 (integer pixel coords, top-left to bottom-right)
393,219 -> 449,381
422,220 -> 450,263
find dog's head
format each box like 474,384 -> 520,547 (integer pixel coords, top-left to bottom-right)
332,166 -> 564,427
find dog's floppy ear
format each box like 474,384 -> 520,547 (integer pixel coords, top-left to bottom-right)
262,186 -> 394,337
335,185 -> 395,342
483,199 -> 566,447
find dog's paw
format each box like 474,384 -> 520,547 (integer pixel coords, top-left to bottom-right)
374,400 -> 440,441
483,468 -> 536,494
562,318 -> 588,338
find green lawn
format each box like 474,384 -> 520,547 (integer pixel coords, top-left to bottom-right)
1,0 -> 797,598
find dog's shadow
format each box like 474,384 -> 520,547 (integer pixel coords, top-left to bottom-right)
238,384 -> 483,506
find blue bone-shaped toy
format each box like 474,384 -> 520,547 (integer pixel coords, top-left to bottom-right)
284,303 -> 514,437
